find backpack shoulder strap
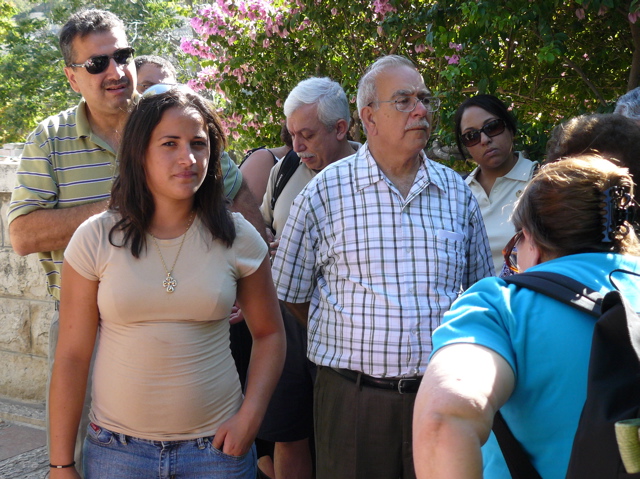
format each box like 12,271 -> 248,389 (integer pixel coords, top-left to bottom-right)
503,271 -> 602,317
239,146 -> 266,167
493,411 -> 543,479
493,271 -> 604,478
270,149 -> 300,210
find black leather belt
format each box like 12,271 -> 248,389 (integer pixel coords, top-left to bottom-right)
330,368 -> 422,394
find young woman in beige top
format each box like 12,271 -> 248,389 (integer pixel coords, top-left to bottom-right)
49,85 -> 285,479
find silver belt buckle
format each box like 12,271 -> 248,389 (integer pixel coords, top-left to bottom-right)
397,378 -> 414,394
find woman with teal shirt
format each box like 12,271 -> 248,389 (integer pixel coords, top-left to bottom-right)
413,155 -> 640,479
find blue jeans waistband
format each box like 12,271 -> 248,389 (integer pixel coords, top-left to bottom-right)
90,422 -> 213,448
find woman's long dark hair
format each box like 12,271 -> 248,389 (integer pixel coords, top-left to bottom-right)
454,94 -> 517,160
108,88 -> 235,257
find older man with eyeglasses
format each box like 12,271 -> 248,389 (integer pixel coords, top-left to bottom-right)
272,54 -> 493,479
8,9 -> 264,477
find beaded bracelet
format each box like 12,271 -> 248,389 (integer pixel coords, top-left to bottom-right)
49,461 -> 75,469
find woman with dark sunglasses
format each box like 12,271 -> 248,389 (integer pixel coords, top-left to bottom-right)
414,155 -> 640,478
454,94 -> 538,275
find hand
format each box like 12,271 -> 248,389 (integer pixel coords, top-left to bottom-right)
229,304 -> 245,325
265,228 -> 275,244
269,238 -> 280,259
212,412 -> 257,457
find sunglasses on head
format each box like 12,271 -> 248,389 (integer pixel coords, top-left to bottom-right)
460,118 -> 506,148
502,230 -> 523,273
141,83 -> 195,99
70,47 -> 135,75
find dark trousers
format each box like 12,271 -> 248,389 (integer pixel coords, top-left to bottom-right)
314,367 -> 417,479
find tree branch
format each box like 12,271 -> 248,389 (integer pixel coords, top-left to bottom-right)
562,55 -> 607,106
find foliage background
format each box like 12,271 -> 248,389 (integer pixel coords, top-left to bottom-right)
1,0 -> 639,170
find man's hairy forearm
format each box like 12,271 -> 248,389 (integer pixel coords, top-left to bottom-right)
9,199 -> 108,256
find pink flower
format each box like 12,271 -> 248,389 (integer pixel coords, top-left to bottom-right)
331,8 -> 338,15
576,8 -> 585,20
629,11 -> 640,24
445,54 -> 460,65
372,0 -> 397,16
415,44 -> 426,53
449,42 -> 463,51
263,38 -> 270,48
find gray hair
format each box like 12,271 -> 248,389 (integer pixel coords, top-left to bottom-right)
60,9 -> 127,67
614,87 -> 640,121
284,77 -> 350,130
356,55 -> 417,114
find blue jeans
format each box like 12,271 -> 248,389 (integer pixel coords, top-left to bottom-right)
83,423 -> 257,479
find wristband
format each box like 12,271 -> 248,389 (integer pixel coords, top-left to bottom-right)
49,461 -> 76,469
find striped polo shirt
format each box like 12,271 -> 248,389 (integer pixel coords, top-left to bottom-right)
8,99 -> 242,300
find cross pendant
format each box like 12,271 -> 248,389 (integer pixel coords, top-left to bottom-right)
163,274 -> 177,293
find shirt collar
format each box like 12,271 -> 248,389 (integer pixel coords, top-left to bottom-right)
504,152 -> 537,181
354,142 -> 447,195
77,98 -> 117,154
467,152 -> 535,183
76,98 -> 92,138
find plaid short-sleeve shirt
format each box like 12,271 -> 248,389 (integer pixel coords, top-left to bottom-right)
272,143 -> 493,378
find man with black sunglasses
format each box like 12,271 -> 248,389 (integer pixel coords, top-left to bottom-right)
7,9 -> 264,477
7,10 -> 134,475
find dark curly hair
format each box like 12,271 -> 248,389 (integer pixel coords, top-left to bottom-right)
59,9 -> 126,67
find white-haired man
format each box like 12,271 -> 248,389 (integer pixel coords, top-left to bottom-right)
258,76 -> 358,479
272,56 -> 493,478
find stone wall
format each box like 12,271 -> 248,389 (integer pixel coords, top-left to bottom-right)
0,145 -> 51,403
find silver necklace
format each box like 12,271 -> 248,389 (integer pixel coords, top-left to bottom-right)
150,213 -> 195,293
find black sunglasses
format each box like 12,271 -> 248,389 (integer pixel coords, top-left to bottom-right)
460,118 -> 507,148
502,230 -> 523,273
70,47 -> 135,75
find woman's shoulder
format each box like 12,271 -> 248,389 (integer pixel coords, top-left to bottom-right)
240,147 -> 277,168
228,212 -> 268,262
230,212 -> 266,243
75,210 -> 119,235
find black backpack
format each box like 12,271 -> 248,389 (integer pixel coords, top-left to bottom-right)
269,148 -> 300,211
494,271 -> 640,479
238,146 -> 300,213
